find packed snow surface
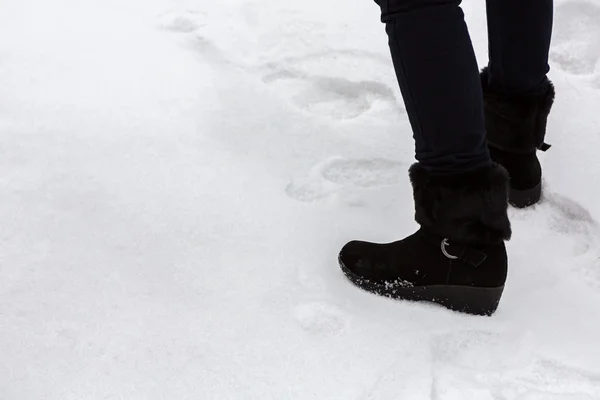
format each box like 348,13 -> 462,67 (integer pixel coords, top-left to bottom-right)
1,0 -> 600,399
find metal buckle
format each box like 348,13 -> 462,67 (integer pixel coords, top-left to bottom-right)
441,239 -> 458,260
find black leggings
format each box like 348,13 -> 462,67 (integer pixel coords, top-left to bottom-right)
375,0 -> 553,174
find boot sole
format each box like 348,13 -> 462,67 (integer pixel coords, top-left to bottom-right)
339,258 -> 504,316
509,181 -> 542,208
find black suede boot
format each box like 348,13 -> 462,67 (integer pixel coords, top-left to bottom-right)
481,68 -> 555,208
338,163 -> 512,316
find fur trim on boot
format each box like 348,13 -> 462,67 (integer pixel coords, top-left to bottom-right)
481,67 -> 555,154
410,163 -> 512,245
481,67 -> 556,207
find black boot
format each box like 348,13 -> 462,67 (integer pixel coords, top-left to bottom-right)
338,163 -> 512,316
481,68 -> 555,208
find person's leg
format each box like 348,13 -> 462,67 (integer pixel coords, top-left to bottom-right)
483,0 -> 555,207
338,0 -> 512,315
486,0 -> 553,93
378,0 -> 490,174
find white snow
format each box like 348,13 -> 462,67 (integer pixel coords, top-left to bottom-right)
1,0 -> 600,398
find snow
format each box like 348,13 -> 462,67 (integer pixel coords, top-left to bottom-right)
1,0 -> 600,398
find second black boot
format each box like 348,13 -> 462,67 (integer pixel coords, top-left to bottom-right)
481,68 -> 555,208
338,163 -> 512,316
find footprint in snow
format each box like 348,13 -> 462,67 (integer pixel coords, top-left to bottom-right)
158,10 -> 207,33
322,158 -> 406,187
158,10 -> 226,64
431,329 -> 600,400
550,1 -> 600,75
260,51 -> 400,120
286,157 -> 405,203
547,193 -> 595,222
432,329 -> 536,373
507,358 -> 600,399
541,191 -> 600,289
277,49 -> 392,70
263,70 -> 397,120
545,192 -> 597,237
293,300 -> 349,335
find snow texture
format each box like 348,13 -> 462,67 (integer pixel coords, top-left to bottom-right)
1,0 -> 600,399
